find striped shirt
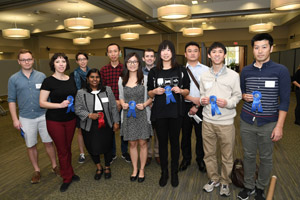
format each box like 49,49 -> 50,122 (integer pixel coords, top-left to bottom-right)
240,60 -> 290,126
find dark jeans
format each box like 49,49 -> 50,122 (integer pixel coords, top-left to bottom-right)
156,117 -> 182,173
181,102 -> 204,163
90,151 -> 112,167
112,133 -> 128,155
295,89 -> 300,123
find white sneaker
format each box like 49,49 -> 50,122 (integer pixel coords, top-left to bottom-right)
220,184 -> 231,197
203,180 -> 220,192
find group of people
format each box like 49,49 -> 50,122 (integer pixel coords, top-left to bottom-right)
8,33 -> 291,200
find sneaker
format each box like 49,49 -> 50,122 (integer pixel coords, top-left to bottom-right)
78,153 -> 85,164
203,180 -> 220,193
52,166 -> 61,177
110,155 -> 117,164
220,184 -> 230,197
122,153 -> 131,163
31,171 -> 41,184
255,187 -> 265,200
237,188 -> 255,200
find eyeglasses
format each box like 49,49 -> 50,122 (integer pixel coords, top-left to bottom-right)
19,59 -> 33,63
127,61 -> 138,65
78,58 -> 87,62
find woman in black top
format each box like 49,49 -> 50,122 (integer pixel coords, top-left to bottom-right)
292,65 -> 300,125
40,53 -> 79,192
147,40 -> 190,187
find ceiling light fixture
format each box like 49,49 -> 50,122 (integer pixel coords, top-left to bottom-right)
120,32 -> 139,41
2,21 -> 30,40
183,27 -> 203,37
192,1 -> 198,5
249,23 -> 273,33
271,0 -> 300,12
157,4 -> 191,21
73,37 -> 90,45
64,17 -> 93,31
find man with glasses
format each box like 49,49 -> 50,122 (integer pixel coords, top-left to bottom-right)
8,49 -> 60,184
100,43 -> 131,163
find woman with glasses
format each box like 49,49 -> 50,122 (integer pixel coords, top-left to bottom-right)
147,40 -> 190,187
70,52 -> 90,164
118,52 -> 153,183
39,53 -> 79,192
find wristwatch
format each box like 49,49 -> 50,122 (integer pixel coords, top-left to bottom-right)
194,104 -> 200,109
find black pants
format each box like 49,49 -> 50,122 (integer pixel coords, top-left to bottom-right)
181,102 -> 204,163
90,151 -> 112,167
295,89 -> 300,124
156,117 -> 182,173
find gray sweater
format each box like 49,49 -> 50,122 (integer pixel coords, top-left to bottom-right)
75,86 -> 120,131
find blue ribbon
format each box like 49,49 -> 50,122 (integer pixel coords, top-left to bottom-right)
209,95 -> 221,116
127,101 -> 136,118
20,128 -> 25,139
164,85 -> 176,104
66,95 -> 75,113
251,91 -> 263,113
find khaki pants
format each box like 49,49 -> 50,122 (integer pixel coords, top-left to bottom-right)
202,120 -> 235,184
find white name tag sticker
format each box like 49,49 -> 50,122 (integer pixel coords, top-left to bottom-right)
101,97 -> 109,103
265,81 -> 275,88
35,83 -> 41,89
204,82 -> 213,89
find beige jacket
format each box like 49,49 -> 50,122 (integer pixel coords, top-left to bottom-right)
200,66 -> 242,125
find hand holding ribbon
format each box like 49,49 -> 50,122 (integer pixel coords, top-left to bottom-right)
127,101 -> 136,118
20,128 -> 25,139
210,95 -> 221,116
98,112 -> 105,129
164,85 -> 176,104
66,95 -> 75,113
251,91 -> 263,113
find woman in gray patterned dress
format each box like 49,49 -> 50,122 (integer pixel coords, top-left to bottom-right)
119,52 -> 153,183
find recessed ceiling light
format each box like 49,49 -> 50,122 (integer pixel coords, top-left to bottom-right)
55,20 -> 58,22
192,0 -> 198,5
31,24 -> 34,26
0,52 -> 4,54
202,21 -> 207,25
57,8 -> 61,11
203,0 -> 207,3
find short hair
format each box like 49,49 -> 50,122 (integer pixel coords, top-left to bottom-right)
251,33 -> 273,47
208,42 -> 227,55
185,41 -> 200,52
18,49 -> 33,59
106,43 -> 120,52
75,52 -> 88,60
122,52 -> 144,86
49,53 -> 70,72
143,48 -> 155,57
156,40 -> 178,70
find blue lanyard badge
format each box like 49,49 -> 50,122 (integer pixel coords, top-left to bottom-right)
209,95 -> 221,116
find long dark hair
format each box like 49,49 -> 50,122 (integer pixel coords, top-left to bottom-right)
122,52 -> 144,86
85,68 -> 105,93
156,40 -> 179,70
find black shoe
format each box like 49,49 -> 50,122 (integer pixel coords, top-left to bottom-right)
94,168 -> 103,180
198,160 -> 206,173
237,187 -> 255,200
130,170 -> 139,181
110,155 -> 117,164
159,170 -> 169,187
122,153 -> 131,163
104,167 -> 111,179
60,182 -> 71,192
179,160 -> 190,171
72,175 -> 80,182
138,176 -> 145,183
255,187 -> 265,200
146,157 -> 152,166
171,173 -> 179,187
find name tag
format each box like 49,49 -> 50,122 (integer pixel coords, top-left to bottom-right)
35,84 -> 41,89
204,82 -> 213,89
101,97 -> 109,103
265,81 -> 275,88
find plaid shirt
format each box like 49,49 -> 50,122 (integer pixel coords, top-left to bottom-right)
100,62 -> 123,100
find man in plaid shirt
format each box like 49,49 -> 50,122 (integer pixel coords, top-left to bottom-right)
100,43 -> 131,163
